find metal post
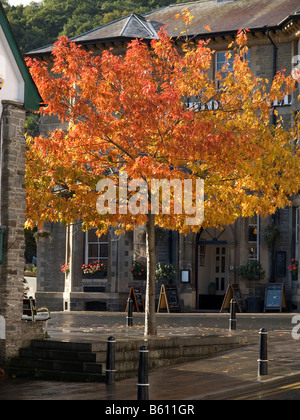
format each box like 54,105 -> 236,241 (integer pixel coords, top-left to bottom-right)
229,298 -> 237,331
258,328 -> 268,376
126,298 -> 133,327
137,345 -> 149,400
105,336 -> 116,385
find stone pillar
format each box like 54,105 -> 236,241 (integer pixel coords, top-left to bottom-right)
178,232 -> 195,310
0,101 -> 43,364
36,222 -> 66,311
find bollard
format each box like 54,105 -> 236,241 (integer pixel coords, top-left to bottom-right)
229,298 -> 237,331
126,298 -> 133,327
105,336 -> 116,385
137,345 -> 149,400
258,328 -> 268,376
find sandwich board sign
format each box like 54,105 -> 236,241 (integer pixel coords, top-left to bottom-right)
157,284 -> 180,313
220,284 -> 247,313
264,283 -> 286,312
126,287 -> 145,312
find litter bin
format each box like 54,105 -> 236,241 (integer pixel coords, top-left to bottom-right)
246,297 -> 262,313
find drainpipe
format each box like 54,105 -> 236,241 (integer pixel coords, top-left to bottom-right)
195,228 -> 204,310
266,30 -> 279,284
266,29 -> 278,126
195,232 -> 200,310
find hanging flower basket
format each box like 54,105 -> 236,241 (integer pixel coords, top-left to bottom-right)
288,259 -> 298,281
131,259 -> 147,280
263,224 -> 280,248
33,229 -> 51,242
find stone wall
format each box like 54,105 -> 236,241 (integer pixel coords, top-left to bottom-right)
0,101 -> 44,364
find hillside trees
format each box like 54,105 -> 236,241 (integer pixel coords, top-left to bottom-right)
4,0 -> 170,52
26,28 -> 299,335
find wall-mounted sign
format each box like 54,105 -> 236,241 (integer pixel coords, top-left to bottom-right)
0,29 -> 24,108
0,5 -> 40,111
181,269 -> 190,283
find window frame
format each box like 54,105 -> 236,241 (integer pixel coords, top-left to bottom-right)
84,229 -> 109,266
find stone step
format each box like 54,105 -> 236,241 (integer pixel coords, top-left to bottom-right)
9,356 -> 102,373
19,347 -> 97,363
7,339 -> 105,382
7,334 -> 248,382
7,366 -> 105,383
31,339 -> 93,352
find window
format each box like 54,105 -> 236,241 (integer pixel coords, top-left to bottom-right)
199,245 -> 206,267
216,51 -> 234,75
216,49 -> 251,81
84,229 -> 108,266
215,246 -> 226,292
248,215 -> 258,260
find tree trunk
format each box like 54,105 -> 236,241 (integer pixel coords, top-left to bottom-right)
144,213 -> 157,336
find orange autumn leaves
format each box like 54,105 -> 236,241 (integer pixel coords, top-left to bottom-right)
25,27 -> 300,234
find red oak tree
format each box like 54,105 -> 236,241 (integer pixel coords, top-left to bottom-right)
26,28 -> 299,335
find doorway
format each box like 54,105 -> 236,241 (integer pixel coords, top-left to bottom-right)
197,242 -> 229,309
214,246 -> 228,295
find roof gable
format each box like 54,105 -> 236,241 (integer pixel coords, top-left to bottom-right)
121,14 -> 159,39
0,3 -> 40,110
73,13 -> 160,44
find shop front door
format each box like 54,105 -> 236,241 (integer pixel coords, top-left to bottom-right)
214,246 -> 228,295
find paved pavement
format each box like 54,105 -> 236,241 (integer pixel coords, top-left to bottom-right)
1,311 -> 300,401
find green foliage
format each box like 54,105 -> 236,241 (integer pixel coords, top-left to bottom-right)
263,224 -> 280,248
155,262 -> 176,283
4,0 -> 179,53
25,113 -> 40,137
237,260 -> 265,282
24,227 -> 37,263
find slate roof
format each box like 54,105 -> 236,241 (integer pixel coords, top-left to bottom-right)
146,0 -> 300,37
27,0 -> 300,56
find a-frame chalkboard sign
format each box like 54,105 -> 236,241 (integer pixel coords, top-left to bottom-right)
264,283 -> 286,312
126,287 -> 145,313
157,284 -> 180,313
220,284 -> 247,313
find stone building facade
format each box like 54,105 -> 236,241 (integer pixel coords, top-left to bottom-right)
0,4 -> 41,364
27,0 -> 300,313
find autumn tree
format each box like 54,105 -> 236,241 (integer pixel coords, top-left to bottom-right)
26,27 -> 300,335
